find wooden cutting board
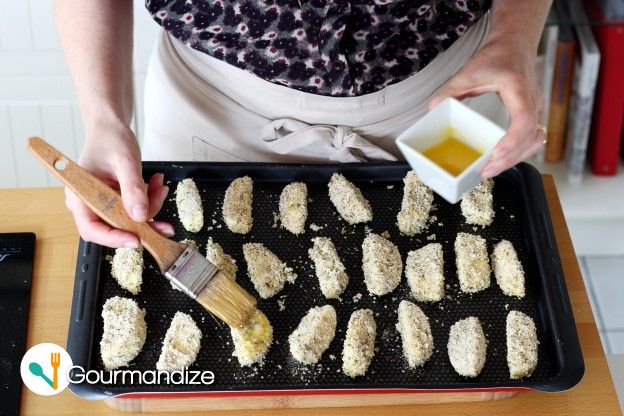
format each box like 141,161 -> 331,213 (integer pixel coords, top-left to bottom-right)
105,390 -> 517,412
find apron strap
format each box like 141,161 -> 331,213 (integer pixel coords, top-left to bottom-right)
260,118 -> 397,163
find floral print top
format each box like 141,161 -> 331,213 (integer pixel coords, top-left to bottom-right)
146,0 -> 491,97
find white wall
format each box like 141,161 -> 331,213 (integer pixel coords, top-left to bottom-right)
0,0 -> 159,188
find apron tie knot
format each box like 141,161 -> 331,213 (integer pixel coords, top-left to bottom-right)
260,118 -> 397,163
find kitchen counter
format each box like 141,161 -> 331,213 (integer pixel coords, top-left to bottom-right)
4,176 -> 620,415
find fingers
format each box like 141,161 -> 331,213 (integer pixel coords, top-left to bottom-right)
146,173 -> 174,236
518,130 -> 546,162
65,188 -> 139,248
482,129 -> 544,179
65,175 -> 175,247
150,220 -> 175,237
481,75 -> 540,179
428,64 -> 499,110
147,173 -> 169,218
116,156 -> 149,222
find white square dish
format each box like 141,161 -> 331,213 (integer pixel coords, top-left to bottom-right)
395,97 -> 506,204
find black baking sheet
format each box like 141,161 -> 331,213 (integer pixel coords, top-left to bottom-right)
0,232 -> 36,415
66,162 -> 583,399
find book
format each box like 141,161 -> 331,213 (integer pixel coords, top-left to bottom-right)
585,0 -> 624,175
534,8 -> 559,163
564,0 -> 601,183
545,0 -> 577,163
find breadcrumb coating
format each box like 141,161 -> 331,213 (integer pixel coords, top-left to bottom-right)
491,240 -> 525,298
230,309 -> 273,366
455,232 -> 491,293
175,178 -> 204,232
206,237 -> 237,280
223,176 -> 253,234
342,309 -> 376,377
328,173 -> 372,224
396,171 -> 433,236
100,296 -> 146,371
447,316 -> 487,377
396,300 -> 434,368
243,243 -> 297,298
279,182 -> 308,235
110,247 -> 143,295
156,312 -> 202,371
362,233 -> 402,296
461,179 -> 494,227
289,305 -> 337,365
405,243 -> 445,302
506,310 -> 538,379
309,237 -> 349,299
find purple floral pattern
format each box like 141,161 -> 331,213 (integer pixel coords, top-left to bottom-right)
146,0 -> 491,96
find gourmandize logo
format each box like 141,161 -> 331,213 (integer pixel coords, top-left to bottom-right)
21,343 -> 217,396
29,352 -> 61,390
20,343 -> 73,396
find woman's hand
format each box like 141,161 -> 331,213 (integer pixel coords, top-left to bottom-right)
65,122 -> 174,248
429,28 -> 546,179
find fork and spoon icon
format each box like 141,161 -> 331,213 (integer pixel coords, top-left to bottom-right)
28,352 -> 61,389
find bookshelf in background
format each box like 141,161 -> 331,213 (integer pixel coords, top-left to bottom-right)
533,0 -> 624,256
536,0 -> 624,182
585,0 -> 624,176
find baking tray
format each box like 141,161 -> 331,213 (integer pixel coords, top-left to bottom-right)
66,162 -> 583,400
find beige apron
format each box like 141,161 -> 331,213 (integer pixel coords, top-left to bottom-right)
142,11 -> 507,163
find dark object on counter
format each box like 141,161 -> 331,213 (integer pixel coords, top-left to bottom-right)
66,162 -> 583,400
0,232 -> 35,416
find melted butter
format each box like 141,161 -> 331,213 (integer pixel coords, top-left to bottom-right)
422,130 -> 481,176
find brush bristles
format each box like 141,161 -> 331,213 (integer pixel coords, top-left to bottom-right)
196,272 -> 257,328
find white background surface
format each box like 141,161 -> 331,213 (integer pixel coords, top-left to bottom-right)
0,0 -> 158,188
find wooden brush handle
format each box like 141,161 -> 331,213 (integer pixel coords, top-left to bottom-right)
27,136 -> 184,271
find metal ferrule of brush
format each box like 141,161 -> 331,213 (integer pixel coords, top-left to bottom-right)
165,246 -> 218,299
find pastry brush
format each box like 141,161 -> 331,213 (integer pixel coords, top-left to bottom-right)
27,136 -> 256,328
